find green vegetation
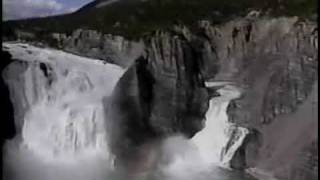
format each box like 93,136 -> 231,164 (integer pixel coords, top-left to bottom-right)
2,0 -> 317,40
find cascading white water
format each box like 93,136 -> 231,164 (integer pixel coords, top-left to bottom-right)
158,84 -> 249,179
3,43 -> 126,163
3,42 -> 250,180
192,84 -> 249,166
3,43 -> 125,180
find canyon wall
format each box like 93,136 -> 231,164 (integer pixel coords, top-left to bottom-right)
106,30 -> 211,168
3,15 -> 318,180
107,16 -> 318,179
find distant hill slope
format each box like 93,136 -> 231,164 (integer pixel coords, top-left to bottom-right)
2,0 -> 317,39
76,0 -> 122,12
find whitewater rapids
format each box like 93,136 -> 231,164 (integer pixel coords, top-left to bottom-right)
193,83 -> 249,166
2,43 -> 251,180
157,84 -> 249,180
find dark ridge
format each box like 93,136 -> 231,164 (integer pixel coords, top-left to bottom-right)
0,51 -> 16,140
230,129 -> 263,170
40,62 -> 49,77
245,24 -> 253,42
135,57 -> 155,132
0,50 -> 16,179
2,0 -> 317,40
75,0 -> 124,13
133,57 -> 157,144
232,27 -> 240,39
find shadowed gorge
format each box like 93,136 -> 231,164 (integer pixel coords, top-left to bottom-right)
2,0 -> 317,39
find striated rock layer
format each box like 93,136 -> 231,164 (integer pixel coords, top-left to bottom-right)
52,29 -> 145,68
106,30 -> 211,168
205,17 -> 318,180
106,16 -> 318,179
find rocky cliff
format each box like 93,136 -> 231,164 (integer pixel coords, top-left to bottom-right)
2,15 -> 318,180
57,30 -> 145,67
204,17 -> 318,179
106,30 -> 212,169
104,16 -> 317,179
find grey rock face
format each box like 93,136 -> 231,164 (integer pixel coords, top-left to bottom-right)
108,16 -> 318,179
53,29 -> 145,67
207,18 -> 318,179
104,17 -> 318,180
145,31 -> 210,137
3,15 -> 317,180
211,17 -> 318,126
106,31 -> 211,168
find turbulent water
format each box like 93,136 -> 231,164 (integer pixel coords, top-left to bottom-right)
192,84 -> 249,166
2,43 -> 255,180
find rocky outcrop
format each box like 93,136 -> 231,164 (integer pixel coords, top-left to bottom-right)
1,51 -> 16,141
2,15 -> 317,180
107,16 -> 318,179
1,50 -> 16,180
106,30 -> 212,168
203,17 -> 318,179
145,31 -> 211,137
202,17 -> 318,126
52,29 -> 145,67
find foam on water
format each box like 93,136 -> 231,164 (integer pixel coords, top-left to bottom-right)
159,85 -> 249,178
192,84 -> 249,167
3,43 -> 124,165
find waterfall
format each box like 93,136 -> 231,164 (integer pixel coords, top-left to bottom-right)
192,84 -> 249,167
3,43 -> 125,163
3,42 -> 250,180
3,43 -> 124,180
155,84 -> 249,179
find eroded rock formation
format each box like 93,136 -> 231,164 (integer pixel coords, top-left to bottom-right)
106,30 -> 212,168
107,16 -> 318,179
53,29 -> 145,67
2,15 -> 318,180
